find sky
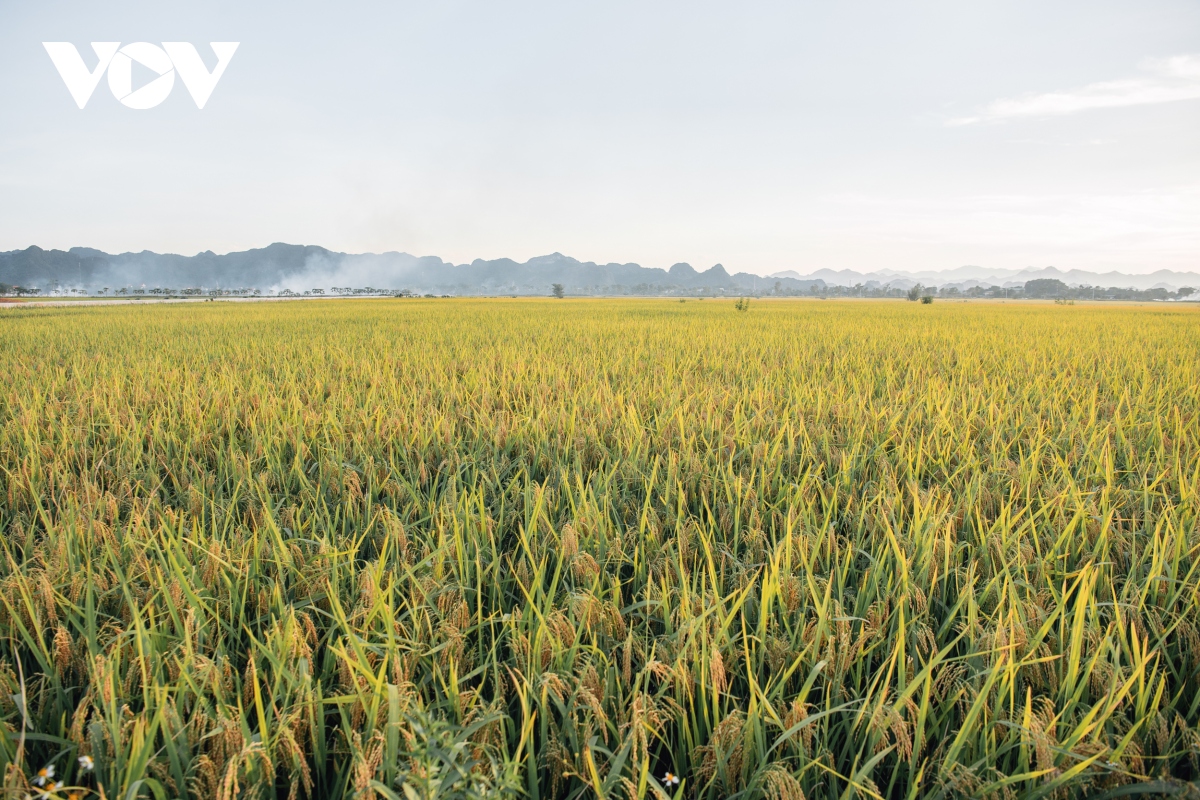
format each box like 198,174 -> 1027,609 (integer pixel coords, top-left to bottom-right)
1,0 -> 1198,276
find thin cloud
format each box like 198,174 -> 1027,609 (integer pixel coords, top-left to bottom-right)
949,54 -> 1200,125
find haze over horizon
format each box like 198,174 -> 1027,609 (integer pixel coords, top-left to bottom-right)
5,241 -> 1199,296
2,1 -> 1198,276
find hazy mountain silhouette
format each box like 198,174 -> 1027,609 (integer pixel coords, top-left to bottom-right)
0,245 -> 812,294
2,243 -> 1196,294
769,265 -> 1200,292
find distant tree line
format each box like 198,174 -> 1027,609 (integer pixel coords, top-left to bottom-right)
1011,278 -> 1194,302
905,278 -> 1195,303
0,278 -> 1194,302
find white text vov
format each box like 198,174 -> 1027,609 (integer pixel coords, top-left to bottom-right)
43,42 -> 239,109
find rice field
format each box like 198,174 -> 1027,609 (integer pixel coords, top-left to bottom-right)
0,298 -> 1197,800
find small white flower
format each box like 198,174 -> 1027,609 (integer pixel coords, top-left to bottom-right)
32,764 -> 55,786
662,771 -> 680,788
77,755 -> 94,772
35,782 -> 62,800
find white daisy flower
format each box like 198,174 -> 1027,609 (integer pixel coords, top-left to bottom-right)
32,764 -> 55,786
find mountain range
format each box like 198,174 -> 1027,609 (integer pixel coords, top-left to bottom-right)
1,243 -> 1197,294
768,266 -> 1200,292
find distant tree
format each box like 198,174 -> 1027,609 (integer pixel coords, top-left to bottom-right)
920,295 -> 934,304
774,281 -> 782,295
907,284 -> 922,302
734,297 -> 750,311
1023,278 -> 1069,298
1178,287 -> 1195,298
551,283 -> 565,299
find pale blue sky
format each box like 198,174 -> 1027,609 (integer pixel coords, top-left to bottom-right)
1,0 -> 1198,274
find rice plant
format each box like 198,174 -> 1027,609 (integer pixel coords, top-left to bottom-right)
0,298 -> 1196,799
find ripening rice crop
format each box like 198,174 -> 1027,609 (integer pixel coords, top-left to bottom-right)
0,298 -> 1197,800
